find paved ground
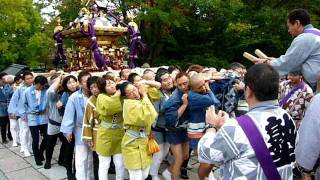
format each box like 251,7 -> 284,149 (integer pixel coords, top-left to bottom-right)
0,141 -> 67,180
0,140 -> 212,180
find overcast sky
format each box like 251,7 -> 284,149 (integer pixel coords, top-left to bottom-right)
36,0 -> 115,22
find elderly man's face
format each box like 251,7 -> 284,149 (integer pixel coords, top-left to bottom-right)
287,19 -> 304,37
193,79 -> 207,94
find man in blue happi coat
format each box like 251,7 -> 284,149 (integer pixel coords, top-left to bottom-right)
8,71 -> 34,156
22,75 -> 49,165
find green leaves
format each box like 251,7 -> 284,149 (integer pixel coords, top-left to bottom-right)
1,0 -> 320,70
0,0 -> 45,69
24,32 -> 54,67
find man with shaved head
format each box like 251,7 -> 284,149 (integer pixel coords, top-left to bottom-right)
187,74 -> 220,179
188,74 -> 219,150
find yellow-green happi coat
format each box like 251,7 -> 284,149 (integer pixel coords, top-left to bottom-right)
121,96 -> 158,170
82,96 -> 99,150
95,93 -> 125,157
147,86 -> 160,103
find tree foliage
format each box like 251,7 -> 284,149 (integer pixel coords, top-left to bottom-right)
0,0 -> 54,70
98,0 -> 319,69
1,0 -> 320,70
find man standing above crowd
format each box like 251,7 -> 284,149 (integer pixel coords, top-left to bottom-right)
260,9 -> 320,91
198,64 -> 296,179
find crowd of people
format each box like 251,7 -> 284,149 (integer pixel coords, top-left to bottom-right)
0,8 -> 319,180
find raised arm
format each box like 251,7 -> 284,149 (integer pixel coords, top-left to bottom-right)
50,74 -> 64,92
270,35 -> 315,76
143,80 -> 161,89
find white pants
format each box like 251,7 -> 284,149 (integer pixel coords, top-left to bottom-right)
9,118 -> 20,144
128,167 -> 150,180
18,118 -> 32,151
98,154 -> 125,180
150,143 -> 170,176
75,144 -> 94,180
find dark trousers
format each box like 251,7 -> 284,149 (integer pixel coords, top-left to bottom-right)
46,132 -> 66,164
63,135 -> 75,173
93,151 -> 99,180
29,124 -> 48,162
0,116 -> 9,142
7,119 -> 12,140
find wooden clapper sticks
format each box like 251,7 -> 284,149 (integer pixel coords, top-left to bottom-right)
243,49 -> 268,62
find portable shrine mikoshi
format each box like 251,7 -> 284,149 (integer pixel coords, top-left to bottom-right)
52,0 -> 145,72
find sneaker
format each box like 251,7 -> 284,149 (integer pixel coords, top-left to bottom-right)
44,162 -> 51,169
206,171 -> 216,180
36,160 -> 43,166
108,165 -> 115,174
20,147 -> 24,153
162,169 -> 172,180
180,168 -> 189,179
24,150 -> 31,157
67,170 -> 76,180
28,148 -> 33,154
58,159 -> 64,166
124,169 -> 129,179
12,142 -> 18,147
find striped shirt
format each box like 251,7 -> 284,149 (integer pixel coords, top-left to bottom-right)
198,100 -> 296,179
